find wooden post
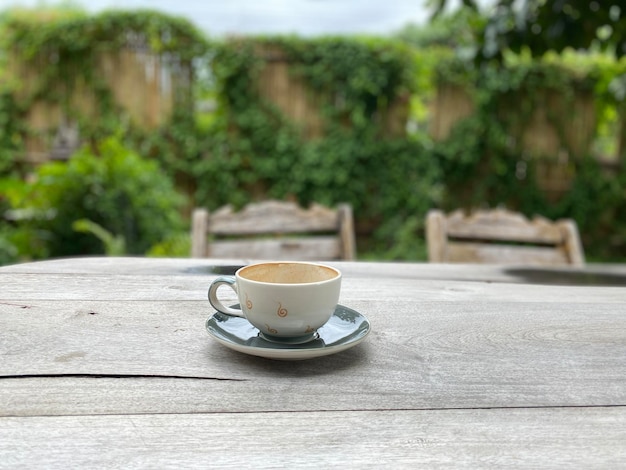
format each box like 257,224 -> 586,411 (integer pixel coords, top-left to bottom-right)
338,203 -> 356,261
191,208 -> 209,258
426,210 -> 446,262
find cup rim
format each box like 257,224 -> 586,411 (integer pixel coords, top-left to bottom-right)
236,261 -> 341,286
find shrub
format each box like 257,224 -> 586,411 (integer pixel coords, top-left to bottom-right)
22,135 -> 185,258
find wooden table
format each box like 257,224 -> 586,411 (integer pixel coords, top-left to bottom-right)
1,257 -> 625,468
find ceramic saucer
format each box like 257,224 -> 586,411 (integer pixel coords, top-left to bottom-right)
206,305 -> 370,360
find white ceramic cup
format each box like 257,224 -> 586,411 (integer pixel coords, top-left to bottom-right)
208,261 -> 341,342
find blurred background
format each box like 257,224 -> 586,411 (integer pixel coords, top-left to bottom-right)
1,0 -> 625,265
6,0 -> 470,36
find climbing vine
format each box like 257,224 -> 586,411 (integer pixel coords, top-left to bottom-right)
0,8 -> 210,175
1,7 -> 626,262
433,51 -> 626,260
194,36 -> 440,258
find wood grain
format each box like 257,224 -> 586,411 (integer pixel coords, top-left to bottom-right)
2,408 -> 625,469
208,201 -> 340,234
426,208 -> 585,266
1,257 -> 625,466
209,236 -> 341,260
3,257 -> 625,283
445,209 -> 563,243
2,271 -> 624,302
1,297 -> 625,415
446,241 -> 569,265
191,200 -> 356,260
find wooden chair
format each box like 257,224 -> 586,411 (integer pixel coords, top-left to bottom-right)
426,208 -> 585,266
191,200 -> 356,260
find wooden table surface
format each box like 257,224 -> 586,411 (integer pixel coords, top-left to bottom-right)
1,257 -> 625,468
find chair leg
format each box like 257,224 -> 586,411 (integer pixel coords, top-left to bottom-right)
559,219 -> 585,266
338,203 -> 356,261
426,210 -> 446,262
191,208 -> 209,258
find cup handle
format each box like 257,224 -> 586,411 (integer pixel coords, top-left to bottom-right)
208,276 -> 245,317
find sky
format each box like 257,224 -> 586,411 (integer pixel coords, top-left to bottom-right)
2,0 -> 470,37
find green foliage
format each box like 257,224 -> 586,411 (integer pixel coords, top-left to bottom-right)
396,6 -> 485,51
146,232 -> 191,258
0,8 -> 211,179
2,7 -> 626,264
431,1 -> 626,60
20,135 -> 184,258
279,36 -> 416,128
191,37 -> 441,258
0,178 -> 36,264
433,52 -> 626,260
0,230 -> 18,265
0,91 -> 24,177
0,183 -> 19,264
72,219 -> 126,255
551,161 -> 626,260
1,8 -> 207,61
0,8 -> 208,262
1,10 -> 436,261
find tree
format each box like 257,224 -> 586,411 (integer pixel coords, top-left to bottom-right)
430,0 -> 626,60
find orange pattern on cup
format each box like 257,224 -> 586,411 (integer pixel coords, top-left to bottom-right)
245,293 -> 253,310
277,303 -> 288,317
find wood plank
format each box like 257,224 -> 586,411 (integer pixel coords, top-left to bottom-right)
209,201 -> 339,235
2,271 -> 625,302
190,200 -> 354,260
445,209 -> 563,244
2,299 -> 625,415
209,236 -> 341,260
337,203 -> 356,260
560,219 -> 585,266
190,208 -> 209,257
426,208 -> 585,266
2,408 -> 625,468
426,210 -> 446,262
2,257 -> 625,467
0,257 -> 244,275
447,241 -> 569,265
2,258 -> 624,285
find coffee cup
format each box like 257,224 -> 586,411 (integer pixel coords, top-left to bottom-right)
208,261 -> 341,343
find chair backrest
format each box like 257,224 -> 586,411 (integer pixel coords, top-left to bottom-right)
426,208 -> 585,266
191,200 -> 356,260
